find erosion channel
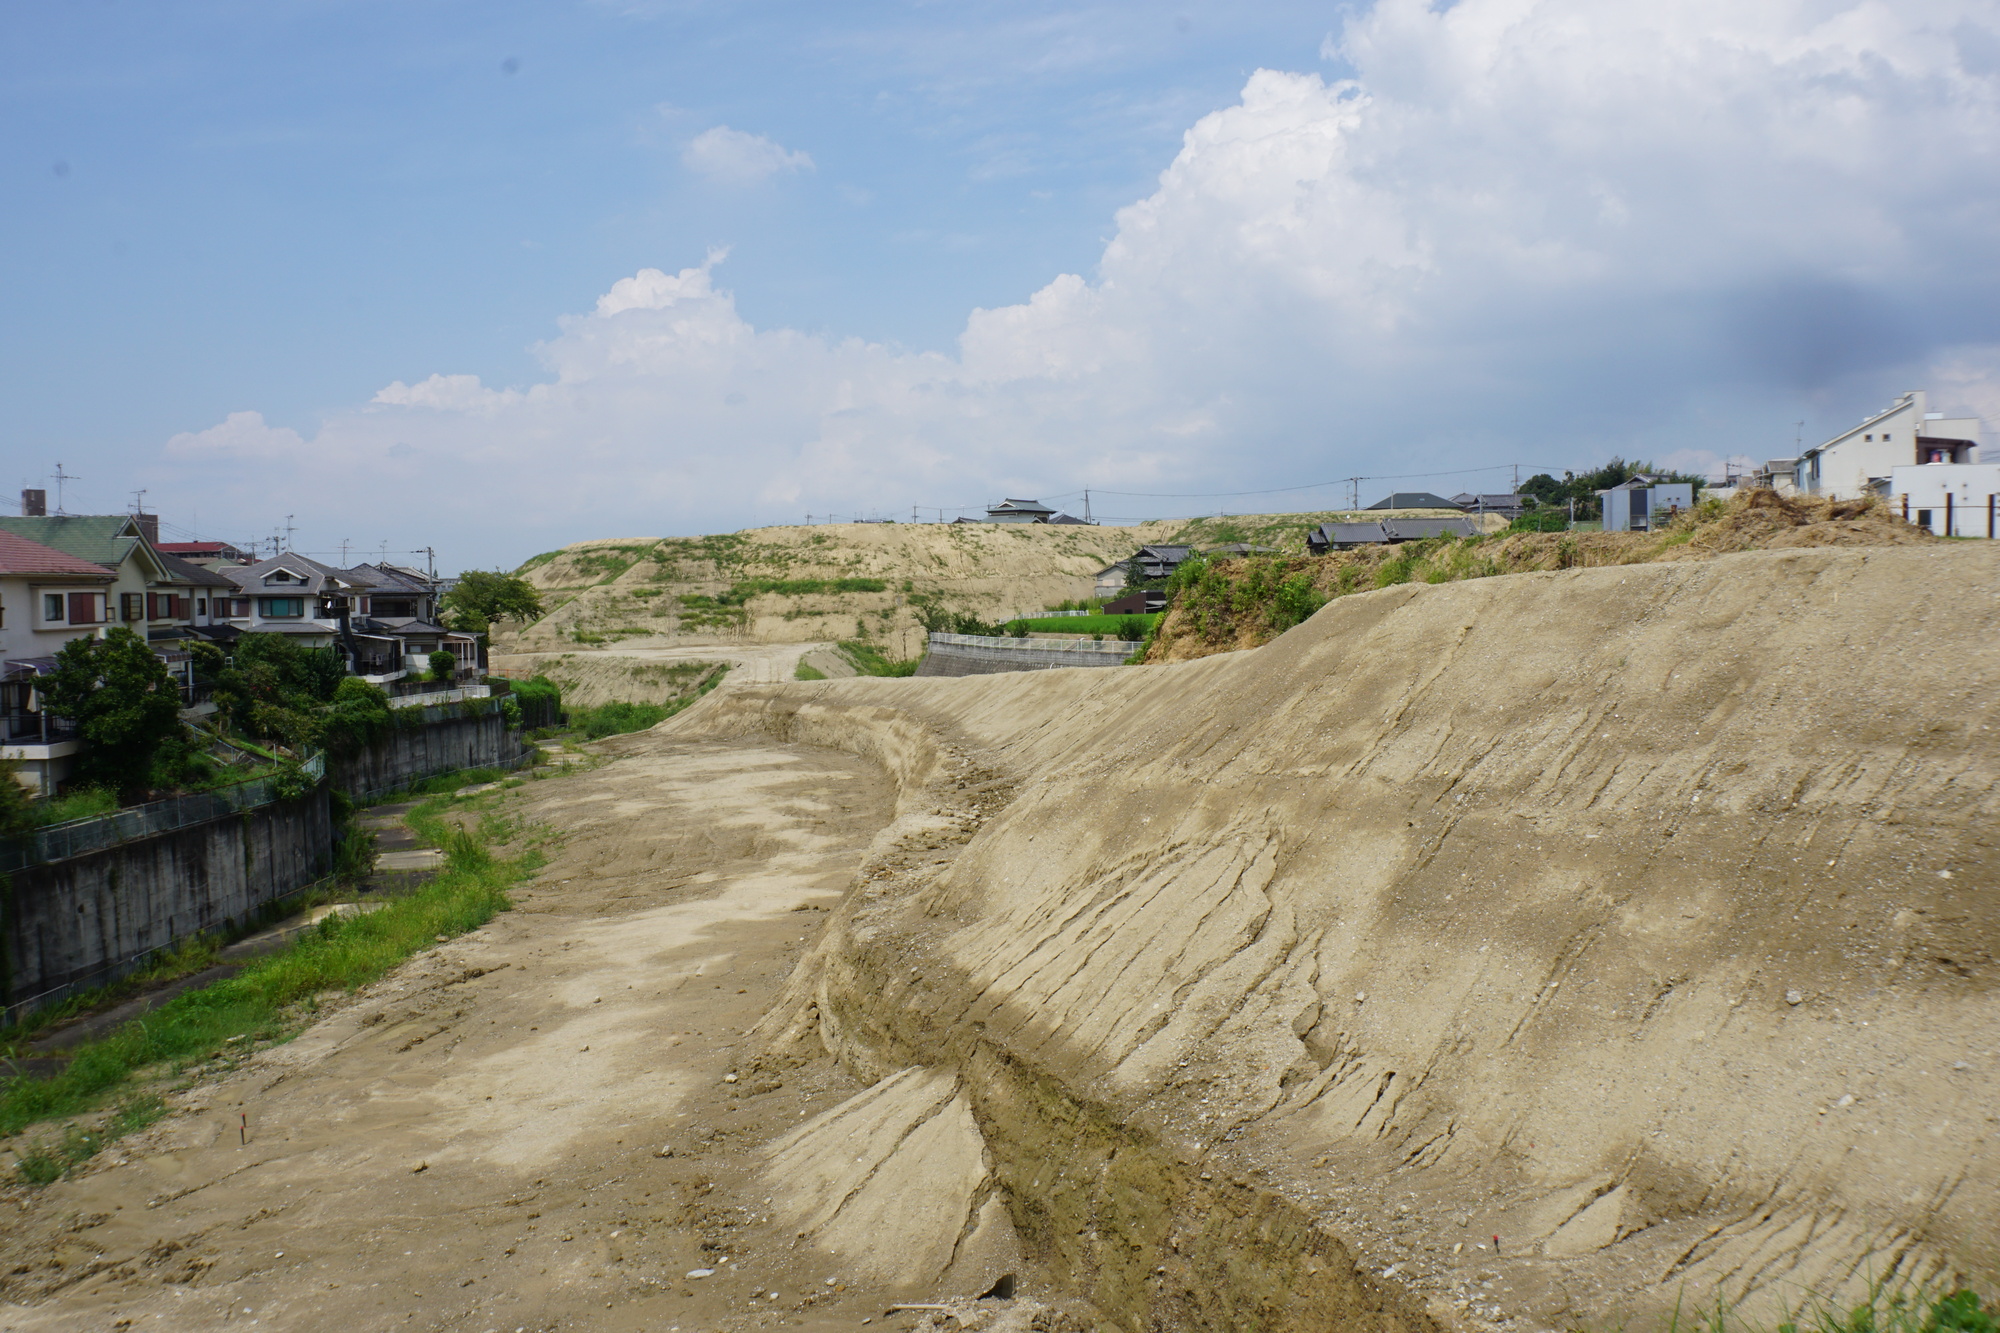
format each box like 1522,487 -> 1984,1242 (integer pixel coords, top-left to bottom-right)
5,543 -> 1997,1333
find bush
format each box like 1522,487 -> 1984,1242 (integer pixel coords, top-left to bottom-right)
510,676 -> 562,729
321,677 -> 392,753
428,650 -> 457,683
0,758 -> 40,838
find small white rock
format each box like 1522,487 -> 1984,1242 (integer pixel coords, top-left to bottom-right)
687,1268 -> 714,1279
1835,1093 -> 1855,1108
723,1073 -> 738,1084
654,1145 -> 675,1158
1784,990 -> 1804,1006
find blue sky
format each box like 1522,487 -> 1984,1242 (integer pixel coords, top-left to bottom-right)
7,0 -> 2000,570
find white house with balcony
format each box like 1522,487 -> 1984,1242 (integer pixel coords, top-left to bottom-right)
1793,392 -> 1983,500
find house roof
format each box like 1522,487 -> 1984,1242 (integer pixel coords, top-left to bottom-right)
154,541 -> 243,557
0,514 -> 161,575
1136,545 -> 1193,560
1364,492 -> 1464,511
0,529 -> 117,580
154,551 -> 239,587
221,551 -> 384,595
987,498 -> 1056,515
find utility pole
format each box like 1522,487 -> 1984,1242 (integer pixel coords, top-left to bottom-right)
340,538 -> 351,564
50,463 -> 78,515
1347,477 -> 1361,511
410,547 -> 436,581
1083,489 -> 1093,524
1512,463 -> 1520,493
283,515 -> 297,552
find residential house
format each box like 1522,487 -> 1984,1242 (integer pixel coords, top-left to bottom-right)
0,530 -> 117,796
1447,493 -> 1527,519
154,540 -> 252,567
1306,517 -> 1481,554
982,499 -> 1057,524
217,553 -> 476,684
1093,562 -> 1129,599
1365,492 -> 1464,511
1890,462 -> 2000,538
1792,391 -> 1983,500
1598,477 -> 1694,533
0,513 -> 189,655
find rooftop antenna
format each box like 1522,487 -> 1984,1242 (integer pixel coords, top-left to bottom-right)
340,538 -> 351,565
50,463 -> 78,515
130,488 -> 148,515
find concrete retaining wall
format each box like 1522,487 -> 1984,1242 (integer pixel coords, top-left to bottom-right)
914,632 -> 1139,677
329,701 -> 531,798
2,788 -> 333,1016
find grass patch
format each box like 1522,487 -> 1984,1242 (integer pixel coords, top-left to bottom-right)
0,799 -> 539,1180
838,642 -> 921,677
794,660 -> 828,680
1664,1283 -> 1996,1333
1002,614 -> 1160,638
562,664 -> 729,740
30,786 -> 120,826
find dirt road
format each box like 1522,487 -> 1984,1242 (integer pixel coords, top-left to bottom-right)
0,737 -> 920,1332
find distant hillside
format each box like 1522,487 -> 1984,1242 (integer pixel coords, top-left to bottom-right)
499,519 -> 1183,654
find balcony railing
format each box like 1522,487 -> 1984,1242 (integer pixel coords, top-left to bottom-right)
3,713 -> 78,746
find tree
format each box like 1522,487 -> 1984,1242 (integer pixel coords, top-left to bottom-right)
441,571 -> 544,634
428,650 -> 457,682
38,628 -> 187,797
210,632 -> 344,746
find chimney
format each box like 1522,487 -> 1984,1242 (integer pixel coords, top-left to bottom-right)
21,489 -> 46,517
134,513 -> 159,545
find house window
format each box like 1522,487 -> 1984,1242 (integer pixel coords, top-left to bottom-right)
373,598 -> 417,618
147,593 -> 184,619
122,592 -> 145,622
197,598 -> 206,615
43,594 -> 63,622
259,596 -> 306,618
267,570 -> 293,583
68,592 -> 102,624
1917,509 -> 1933,529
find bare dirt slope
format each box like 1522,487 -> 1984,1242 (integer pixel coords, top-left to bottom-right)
489,642 -> 829,706
499,521 -> 1184,656
662,542 -> 2000,1333
1151,490 -> 1940,663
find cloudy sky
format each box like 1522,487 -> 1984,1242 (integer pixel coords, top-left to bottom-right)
7,0 -> 1999,571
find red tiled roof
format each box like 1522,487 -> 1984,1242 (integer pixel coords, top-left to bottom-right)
0,529 -> 116,578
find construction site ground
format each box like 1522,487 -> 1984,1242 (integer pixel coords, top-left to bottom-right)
0,736 -> 1002,1333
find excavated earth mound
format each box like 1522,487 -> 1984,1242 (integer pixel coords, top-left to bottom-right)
662,543 -> 2000,1333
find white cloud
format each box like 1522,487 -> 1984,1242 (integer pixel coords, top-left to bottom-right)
681,126 -> 814,183
155,0 -> 2000,567
163,411 -> 306,460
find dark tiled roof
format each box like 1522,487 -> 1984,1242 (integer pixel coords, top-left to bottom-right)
154,551 -> 239,587
1365,492 -> 1464,511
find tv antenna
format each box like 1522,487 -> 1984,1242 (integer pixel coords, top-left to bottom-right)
50,463 -> 79,515
130,488 -> 148,515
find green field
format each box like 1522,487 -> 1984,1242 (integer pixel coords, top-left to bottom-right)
1002,613 -> 1161,638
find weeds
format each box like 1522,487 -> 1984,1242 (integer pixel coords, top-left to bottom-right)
794,661 -> 828,680
838,642 -> 922,677
1662,1282 -> 1996,1333
0,795 -> 538,1178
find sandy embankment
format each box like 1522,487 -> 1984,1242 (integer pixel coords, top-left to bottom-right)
666,543 -> 2000,1332
4,543 -> 1994,1333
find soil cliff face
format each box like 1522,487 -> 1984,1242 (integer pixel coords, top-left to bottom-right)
665,544 -> 2000,1332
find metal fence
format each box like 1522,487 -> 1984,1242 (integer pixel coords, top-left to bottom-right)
387,683 -> 493,710
0,752 -> 326,874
